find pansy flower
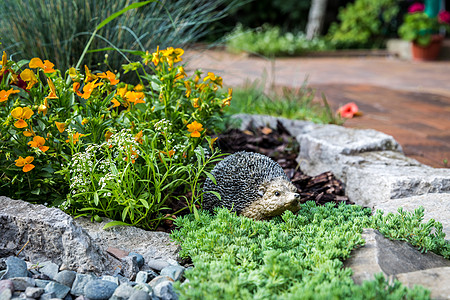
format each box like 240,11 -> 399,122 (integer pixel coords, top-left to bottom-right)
187,120 -> 204,137
28,135 -> 49,152
20,69 -> 38,90
126,91 -> 145,104
66,132 -> 85,144
55,121 -> 66,133
15,156 -> 35,172
29,58 -> 56,73
11,107 -> 34,128
97,71 -> 119,85
81,79 -> 103,99
0,88 -> 20,103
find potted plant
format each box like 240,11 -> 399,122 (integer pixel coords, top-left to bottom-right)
398,2 -> 450,61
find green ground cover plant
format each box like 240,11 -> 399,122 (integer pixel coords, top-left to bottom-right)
172,203 -> 449,299
226,24 -> 331,57
226,80 -> 342,125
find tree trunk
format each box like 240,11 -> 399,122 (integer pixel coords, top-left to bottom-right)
306,0 -> 328,40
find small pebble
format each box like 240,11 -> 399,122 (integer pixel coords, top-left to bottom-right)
45,281 -> 71,298
147,259 -> 170,272
83,280 -> 118,300
160,266 -> 185,281
55,270 -> 76,288
40,292 -> 56,300
35,279 -> 51,288
0,280 -> 14,293
109,283 -> 135,300
100,275 -> 119,286
153,281 -> 178,300
148,276 -> 173,289
129,290 -> 150,300
9,277 -> 35,291
39,262 -> 60,280
71,273 -> 97,297
128,253 -> 144,268
3,257 -> 27,279
24,286 -> 44,298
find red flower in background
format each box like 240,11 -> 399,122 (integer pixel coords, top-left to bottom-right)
408,3 -> 425,13
337,102 -> 361,118
438,10 -> 450,24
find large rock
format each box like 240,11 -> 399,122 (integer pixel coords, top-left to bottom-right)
345,229 -> 450,299
0,197 -> 114,274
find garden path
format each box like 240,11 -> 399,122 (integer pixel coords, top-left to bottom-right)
185,49 -> 450,168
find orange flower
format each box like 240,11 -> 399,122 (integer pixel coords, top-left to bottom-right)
55,121 -> 66,133
66,132 -> 85,144
97,71 -> 119,85
203,72 -> 223,87
81,79 -> 103,99
20,69 -> 38,90
174,66 -> 186,81
161,149 -> 175,158
73,82 -> 83,97
187,120 -> 203,137
184,81 -> 192,97
134,130 -> 143,144
192,98 -> 200,108
111,98 -> 121,108
161,47 -> 184,66
28,135 -> 49,152
134,84 -> 143,92
38,98 -> 49,116
0,88 -> 20,102
222,88 -> 232,107
81,118 -> 89,125
84,65 -> 97,82
152,46 -> 160,66
29,58 -> 56,73
0,51 -> 8,76
11,107 -> 34,128
15,156 -> 35,172
105,130 -> 113,141
337,102 -> 361,118
126,91 -> 145,104
23,125 -> 36,137
45,78 -> 58,100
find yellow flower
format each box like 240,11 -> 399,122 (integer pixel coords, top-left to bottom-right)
134,84 -> 143,92
15,156 -> 35,172
184,81 -> 192,97
105,130 -> 113,141
222,88 -> 232,107
11,107 -> 34,128
161,47 -> 184,66
192,98 -> 200,108
174,66 -> 186,81
152,46 -> 160,66
97,71 -> 119,85
134,130 -> 143,144
66,132 -> 85,144
28,135 -> 49,152
38,98 -> 48,116
0,51 -> 8,76
84,65 -> 97,82
203,72 -> 223,87
187,120 -> 203,137
0,88 -> 20,102
29,58 -> 56,73
81,79 -> 103,99
126,91 -> 145,104
23,125 -> 36,137
111,98 -> 121,108
20,69 -> 38,90
81,118 -> 89,125
55,121 -> 66,133
45,78 -> 58,100
68,67 -> 78,79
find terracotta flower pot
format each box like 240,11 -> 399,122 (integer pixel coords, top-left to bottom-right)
411,35 -> 444,61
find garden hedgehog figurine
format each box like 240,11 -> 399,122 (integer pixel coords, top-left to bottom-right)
202,151 -> 301,220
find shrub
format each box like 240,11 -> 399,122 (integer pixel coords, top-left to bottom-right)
0,0 -> 241,72
0,45 -> 230,229
327,0 -> 400,49
226,24 -> 331,57
171,203 -> 439,299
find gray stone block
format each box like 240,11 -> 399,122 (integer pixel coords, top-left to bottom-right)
395,267 -> 450,300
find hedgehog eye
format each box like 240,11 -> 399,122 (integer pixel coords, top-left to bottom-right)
275,191 -> 280,196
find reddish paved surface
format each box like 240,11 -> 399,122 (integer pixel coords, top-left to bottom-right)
185,49 -> 450,168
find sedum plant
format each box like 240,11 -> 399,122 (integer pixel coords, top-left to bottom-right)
171,203 -> 438,299
0,45 -> 231,229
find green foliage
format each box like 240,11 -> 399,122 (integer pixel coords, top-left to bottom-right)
226,80 -> 343,125
0,0 -> 241,72
171,203 -> 436,299
0,45 -> 231,229
327,0 -> 400,49
226,24 -> 331,57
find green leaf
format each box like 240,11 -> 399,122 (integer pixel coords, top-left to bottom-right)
204,171 -> 217,185
102,220 -> 132,230
96,1 -> 156,31
93,191 -> 99,206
